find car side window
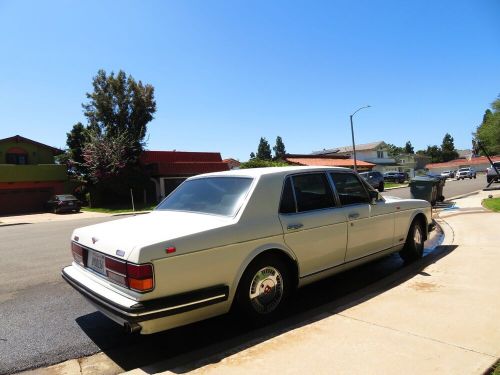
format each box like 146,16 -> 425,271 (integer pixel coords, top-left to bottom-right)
279,177 -> 296,214
291,173 -> 335,212
330,172 -> 370,206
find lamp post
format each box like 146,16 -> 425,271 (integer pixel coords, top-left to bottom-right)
350,105 -> 371,172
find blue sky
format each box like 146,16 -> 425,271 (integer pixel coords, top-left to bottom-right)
0,0 -> 499,160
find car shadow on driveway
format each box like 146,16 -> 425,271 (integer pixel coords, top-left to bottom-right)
76,244 -> 458,374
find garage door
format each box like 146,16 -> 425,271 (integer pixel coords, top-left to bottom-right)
0,189 -> 53,215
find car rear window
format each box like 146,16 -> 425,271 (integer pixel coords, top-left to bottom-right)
155,177 -> 253,216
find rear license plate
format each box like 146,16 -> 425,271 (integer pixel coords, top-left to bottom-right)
88,251 -> 106,275
68,202 -> 74,206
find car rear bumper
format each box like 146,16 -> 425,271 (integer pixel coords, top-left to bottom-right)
62,265 -> 229,324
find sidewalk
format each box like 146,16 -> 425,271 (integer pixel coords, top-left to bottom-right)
127,190 -> 500,375
0,211 -> 112,226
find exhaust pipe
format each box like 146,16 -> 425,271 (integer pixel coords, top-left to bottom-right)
124,322 -> 142,334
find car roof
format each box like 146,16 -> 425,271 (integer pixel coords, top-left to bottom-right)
191,166 -> 352,179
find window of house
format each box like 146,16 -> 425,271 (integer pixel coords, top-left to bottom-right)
291,173 -> 335,212
330,172 -> 370,206
377,150 -> 384,158
6,153 -> 28,164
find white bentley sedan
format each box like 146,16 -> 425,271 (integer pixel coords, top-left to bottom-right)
62,167 -> 434,334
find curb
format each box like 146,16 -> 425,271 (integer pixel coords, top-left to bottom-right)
384,184 -> 409,191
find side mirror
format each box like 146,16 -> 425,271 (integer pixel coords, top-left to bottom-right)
369,190 -> 379,204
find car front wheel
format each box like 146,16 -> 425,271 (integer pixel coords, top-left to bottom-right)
399,220 -> 424,263
235,255 -> 291,324
378,182 -> 384,192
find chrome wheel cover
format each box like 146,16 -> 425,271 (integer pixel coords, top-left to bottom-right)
249,266 -> 284,314
414,225 -> 423,248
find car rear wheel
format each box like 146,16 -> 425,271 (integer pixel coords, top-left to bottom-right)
235,255 -> 291,324
399,220 -> 424,263
378,182 -> 384,192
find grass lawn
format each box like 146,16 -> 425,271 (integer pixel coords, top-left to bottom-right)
82,204 -> 156,214
491,360 -> 500,375
482,198 -> 500,212
384,182 -> 408,189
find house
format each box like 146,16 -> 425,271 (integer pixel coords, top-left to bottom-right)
312,141 -> 397,172
426,155 -> 500,175
0,135 -> 67,215
395,154 -> 430,175
223,158 -> 241,170
284,154 -> 375,171
140,150 -> 229,201
312,141 -> 428,176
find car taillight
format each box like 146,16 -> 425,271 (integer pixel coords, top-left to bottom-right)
127,263 -> 154,292
71,242 -> 154,292
105,257 -> 128,287
71,242 -> 85,266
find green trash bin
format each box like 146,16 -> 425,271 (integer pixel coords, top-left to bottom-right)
409,176 -> 441,205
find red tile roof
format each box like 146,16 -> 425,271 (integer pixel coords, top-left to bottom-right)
141,151 -> 229,176
141,150 -> 223,163
285,157 -> 375,168
426,155 -> 500,169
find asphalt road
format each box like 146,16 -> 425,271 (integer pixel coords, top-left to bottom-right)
0,176 -> 486,374
381,175 -> 487,200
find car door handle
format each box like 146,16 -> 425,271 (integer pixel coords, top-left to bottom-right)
348,213 -> 360,219
287,223 -> 303,230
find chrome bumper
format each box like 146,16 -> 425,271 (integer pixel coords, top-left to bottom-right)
62,267 -> 229,323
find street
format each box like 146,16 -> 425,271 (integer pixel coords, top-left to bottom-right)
381,175 -> 486,200
0,178 -> 485,374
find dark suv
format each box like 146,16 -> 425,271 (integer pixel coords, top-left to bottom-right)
359,171 -> 385,192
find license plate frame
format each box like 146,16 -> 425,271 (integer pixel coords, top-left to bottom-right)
87,250 -> 106,276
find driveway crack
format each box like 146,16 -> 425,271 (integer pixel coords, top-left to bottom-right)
338,313 -> 496,358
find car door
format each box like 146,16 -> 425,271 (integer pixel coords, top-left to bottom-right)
278,173 -> 348,277
329,172 -> 395,262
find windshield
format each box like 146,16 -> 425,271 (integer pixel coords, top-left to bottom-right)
459,168 -> 469,172
156,177 -> 253,216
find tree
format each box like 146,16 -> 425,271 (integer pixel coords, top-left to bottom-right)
63,69 -> 156,184
386,143 -> 404,157
441,133 -> 459,162
240,159 -> 289,168
82,69 -> 156,165
424,145 -> 443,163
256,137 -> 272,160
61,122 -> 88,178
273,136 -> 286,160
404,141 -> 414,154
249,152 -> 256,159
475,96 -> 500,155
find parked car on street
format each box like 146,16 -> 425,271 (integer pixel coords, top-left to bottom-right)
440,170 -> 455,179
383,171 -> 406,183
359,171 -> 385,192
45,194 -> 81,213
62,167 -> 433,334
486,162 -> 500,183
456,167 -> 476,180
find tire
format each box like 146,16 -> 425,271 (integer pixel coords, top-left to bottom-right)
378,182 -> 384,192
487,176 -> 493,184
399,220 -> 425,263
235,255 -> 292,325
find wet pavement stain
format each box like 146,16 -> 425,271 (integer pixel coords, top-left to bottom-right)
408,281 -> 440,292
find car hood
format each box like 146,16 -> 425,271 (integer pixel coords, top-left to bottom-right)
72,211 -> 234,260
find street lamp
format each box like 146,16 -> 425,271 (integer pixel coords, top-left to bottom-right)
350,105 -> 371,172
